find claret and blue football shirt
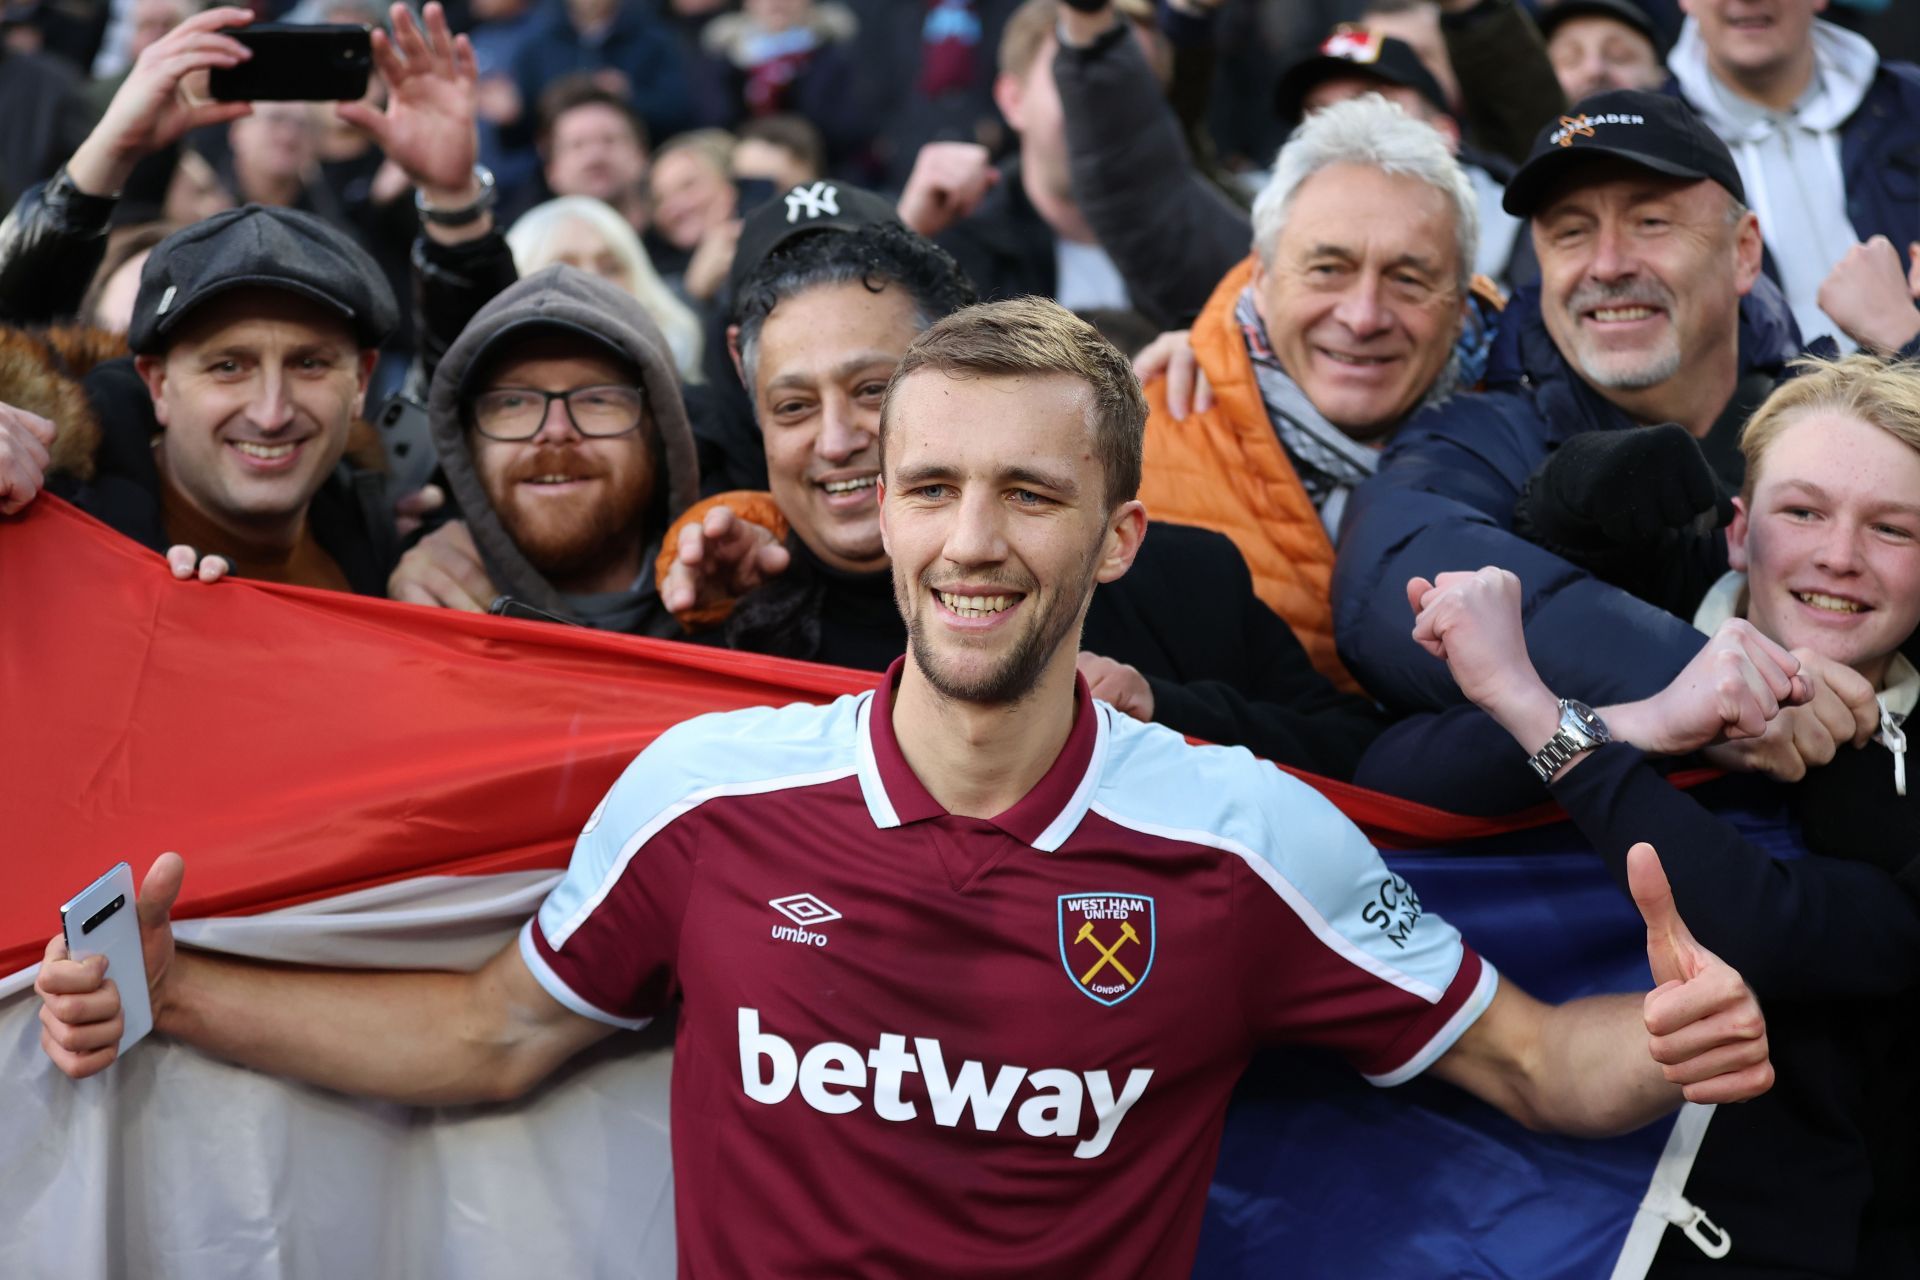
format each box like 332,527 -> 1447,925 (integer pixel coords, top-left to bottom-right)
522,660 -> 1496,1277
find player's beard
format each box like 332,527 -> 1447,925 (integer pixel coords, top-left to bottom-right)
900,539 -> 1100,707
492,443 -> 655,587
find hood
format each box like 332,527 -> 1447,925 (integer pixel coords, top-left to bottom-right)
429,264 -> 699,621
1670,17 -> 1878,139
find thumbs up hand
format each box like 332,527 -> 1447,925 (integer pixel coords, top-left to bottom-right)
1630,843 -> 1774,1104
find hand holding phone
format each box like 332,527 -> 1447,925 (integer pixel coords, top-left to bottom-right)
39,855 -> 185,1078
57,863 -> 154,1057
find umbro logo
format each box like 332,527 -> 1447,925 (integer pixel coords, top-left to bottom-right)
784,181 -> 840,223
770,893 -> 840,948
771,893 -> 841,925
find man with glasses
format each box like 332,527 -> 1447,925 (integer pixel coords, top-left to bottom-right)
390,263 -> 699,633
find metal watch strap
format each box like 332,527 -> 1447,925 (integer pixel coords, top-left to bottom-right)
415,165 -> 496,227
1527,730 -> 1584,785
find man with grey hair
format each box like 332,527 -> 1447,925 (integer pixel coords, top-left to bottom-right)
1134,93 -> 1493,690
1333,91 -> 1874,731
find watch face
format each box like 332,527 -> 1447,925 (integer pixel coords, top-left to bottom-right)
1562,699 -> 1610,746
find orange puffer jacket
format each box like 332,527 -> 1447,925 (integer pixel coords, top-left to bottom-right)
1138,257 -> 1358,692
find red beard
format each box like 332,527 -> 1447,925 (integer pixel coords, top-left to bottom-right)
489,444 -> 656,587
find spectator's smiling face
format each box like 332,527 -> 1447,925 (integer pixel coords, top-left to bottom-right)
546,104 -> 647,205
1533,166 -> 1758,397
137,289 -> 370,527
650,150 -> 737,252
1683,0 -> 1824,82
1252,162 -> 1465,441
1547,16 -> 1665,100
879,369 -> 1132,706
1730,410 -> 1920,689
749,280 -> 916,574
468,340 -> 658,589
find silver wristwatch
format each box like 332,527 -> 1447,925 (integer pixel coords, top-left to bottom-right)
1526,699 -> 1611,784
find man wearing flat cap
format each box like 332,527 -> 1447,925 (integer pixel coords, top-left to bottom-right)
42,203 -> 405,594
1336,89 -> 1920,750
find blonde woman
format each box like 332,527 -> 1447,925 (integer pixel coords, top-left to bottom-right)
505,195 -> 704,383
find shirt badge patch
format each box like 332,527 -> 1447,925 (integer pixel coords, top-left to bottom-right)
1058,894 -> 1156,1006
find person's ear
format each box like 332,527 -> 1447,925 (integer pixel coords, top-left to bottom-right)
1732,208 -> 1764,296
876,478 -> 892,556
1726,495 -> 1750,571
727,323 -> 746,390
134,354 -> 170,427
355,348 -> 379,413
992,71 -> 1027,133
1094,499 -> 1148,585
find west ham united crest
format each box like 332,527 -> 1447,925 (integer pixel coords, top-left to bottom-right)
1058,893 -> 1155,1006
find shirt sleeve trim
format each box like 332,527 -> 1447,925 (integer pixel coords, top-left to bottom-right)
1363,959 -> 1500,1088
517,919 -> 653,1031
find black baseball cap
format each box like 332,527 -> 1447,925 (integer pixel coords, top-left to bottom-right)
1536,0 -> 1662,51
1502,90 -> 1745,217
1274,29 -> 1450,126
726,180 -> 903,302
127,204 -> 398,355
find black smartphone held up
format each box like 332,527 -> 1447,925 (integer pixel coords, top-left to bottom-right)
209,24 -> 372,102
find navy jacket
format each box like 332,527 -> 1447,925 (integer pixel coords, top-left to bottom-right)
1332,277 -> 1803,714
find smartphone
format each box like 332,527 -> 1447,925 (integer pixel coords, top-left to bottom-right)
209,24 -> 372,102
374,392 -> 440,514
60,863 -> 153,1056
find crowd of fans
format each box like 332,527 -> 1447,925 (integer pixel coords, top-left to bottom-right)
4,0 -> 1920,1273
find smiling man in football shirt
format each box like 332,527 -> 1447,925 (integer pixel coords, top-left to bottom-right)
36,299 -> 1774,1277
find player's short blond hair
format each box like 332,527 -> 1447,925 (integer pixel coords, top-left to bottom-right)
882,296 -> 1145,511
1740,355 -> 1920,499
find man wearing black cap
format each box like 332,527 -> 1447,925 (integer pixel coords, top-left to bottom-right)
1335,90 -> 1920,753
1539,0 -> 1667,101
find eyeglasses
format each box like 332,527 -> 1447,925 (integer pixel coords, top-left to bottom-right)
470,385 -> 647,441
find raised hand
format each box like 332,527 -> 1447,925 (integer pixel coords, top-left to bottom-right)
335,2 -> 478,202
1629,843 -> 1773,1104
660,504 -> 790,616
1406,567 -> 1540,714
1817,236 -> 1920,356
1132,329 -> 1212,422
895,142 -> 998,240
66,7 -> 257,196
37,854 -> 185,1079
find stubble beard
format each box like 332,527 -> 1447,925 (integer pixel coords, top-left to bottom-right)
898,554 -> 1100,707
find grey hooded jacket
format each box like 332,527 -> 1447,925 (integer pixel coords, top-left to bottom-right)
429,264 -> 699,634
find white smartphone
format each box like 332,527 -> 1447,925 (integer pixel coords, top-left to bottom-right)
60,862 -> 153,1056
